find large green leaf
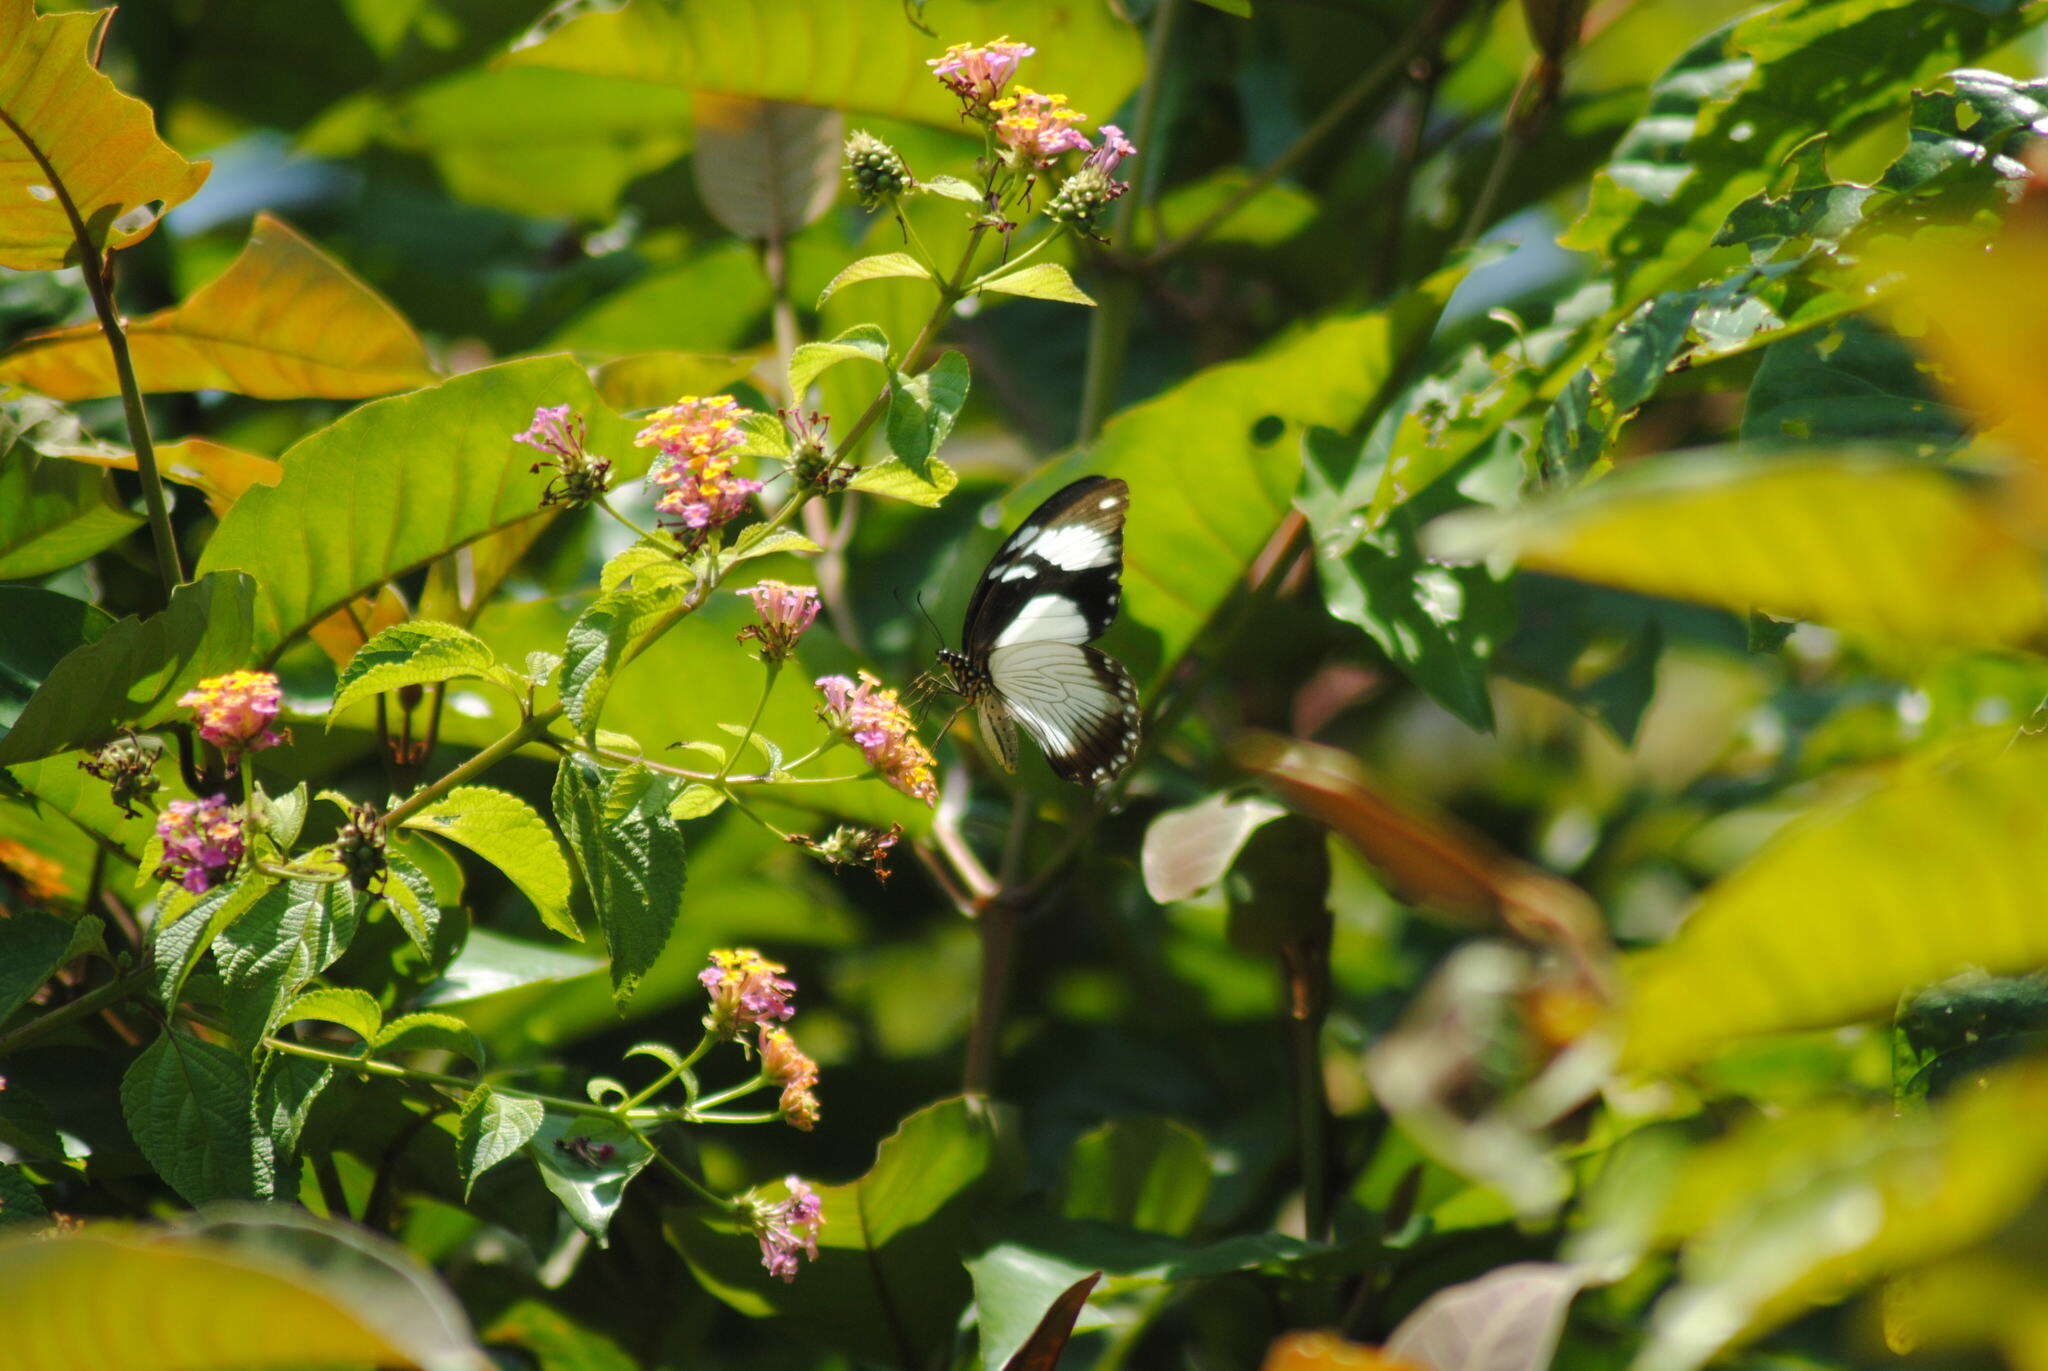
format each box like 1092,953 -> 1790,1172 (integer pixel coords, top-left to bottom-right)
401,786 -> 578,942
670,1097 -> 1014,1366
0,587 -> 111,731
0,911 -> 100,1026
507,0 -> 1142,141
549,244 -> 772,356
0,572 -> 258,767
194,356 -> 640,657
1429,454 -> 2048,649
552,759 -> 688,1010
1739,315 -> 1970,453
214,880 -> 361,1055
119,1030 -> 272,1205
1622,737 -> 2048,1071
0,398 -> 144,579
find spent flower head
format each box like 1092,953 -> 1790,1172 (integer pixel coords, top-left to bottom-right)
815,672 -> 939,805
178,670 -> 287,758
700,948 -> 798,1039
759,1024 -> 823,1131
516,404 -> 612,507
991,88 -> 1091,167
736,581 -> 822,664
635,394 -> 762,532
79,731 -> 162,817
929,36 -> 1034,113
155,794 -> 244,893
790,822 -> 902,881
744,1177 -> 824,1282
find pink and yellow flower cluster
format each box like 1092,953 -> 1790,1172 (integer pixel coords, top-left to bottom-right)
929,37 -> 1140,180
699,947 -> 798,1039
178,669 -> 287,758
634,394 -> 763,531
815,671 -> 939,805
737,580 -> 821,663
155,794 -> 244,893
745,1177 -> 824,1283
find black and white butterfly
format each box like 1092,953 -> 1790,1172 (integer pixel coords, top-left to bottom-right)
932,476 -> 1141,788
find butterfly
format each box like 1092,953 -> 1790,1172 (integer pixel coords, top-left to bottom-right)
932,475 -> 1141,788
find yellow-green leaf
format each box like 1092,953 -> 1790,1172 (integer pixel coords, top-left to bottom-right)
820,252 -> 934,307
402,786 -> 578,943
591,351 -> 758,413
977,262 -> 1095,306
1430,455 -> 2048,648
0,214 -> 434,400
0,0 -> 210,270
1623,736 -> 2048,1071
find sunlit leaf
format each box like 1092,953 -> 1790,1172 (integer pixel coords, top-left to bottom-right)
0,0 -> 210,270
1060,1117 -> 1211,1238
215,880 -> 360,1054
527,1112 -> 654,1243
331,621 -> 514,720
0,396 -> 143,579
591,351 -> 758,413
0,215 -> 434,400
457,1086 -> 544,1199
692,94 -> 841,241
553,758 -> 688,1009
977,263 -> 1094,306
1140,794 -> 1286,904
819,252 -> 934,306
402,786 -> 578,943
279,986 -> 383,1043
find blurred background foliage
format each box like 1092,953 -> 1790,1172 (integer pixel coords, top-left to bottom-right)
12,0 -> 2048,1368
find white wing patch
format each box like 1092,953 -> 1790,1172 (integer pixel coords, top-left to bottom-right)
992,593 -> 1090,647
987,642 -> 1138,783
1020,524 -> 1116,572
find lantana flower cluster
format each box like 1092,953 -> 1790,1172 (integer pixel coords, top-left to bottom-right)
737,580 -> 821,664
815,671 -> 939,805
155,794 -> 244,893
515,404 -> 612,507
743,1177 -> 824,1284
634,394 -> 763,532
178,669 -> 287,759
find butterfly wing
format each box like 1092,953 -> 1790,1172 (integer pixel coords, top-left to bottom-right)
963,476 -> 1128,655
985,642 -> 1141,786
975,694 -> 1021,773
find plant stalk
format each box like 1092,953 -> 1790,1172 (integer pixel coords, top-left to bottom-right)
0,966 -> 146,1057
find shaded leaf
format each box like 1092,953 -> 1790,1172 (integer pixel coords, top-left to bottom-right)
0,586 -> 111,731
591,351 -> 758,414
0,911 -> 101,1024
0,215 -> 434,400
0,397 -> 144,579
692,94 -> 841,241
1385,1262 -> 1590,1371
553,759 -> 688,1010
0,0 -> 210,269
401,786 -> 578,943
457,1086 -> 543,1199
119,1030 -> 271,1205
417,928 -> 604,1006
1060,1117 -> 1211,1237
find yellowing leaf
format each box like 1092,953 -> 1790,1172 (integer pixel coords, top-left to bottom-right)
59,437 -> 283,517
590,350 -> 759,413
0,214 -> 435,400
1431,455 -> 2047,647
691,94 -> 840,241
0,0 -> 209,270
978,262 -> 1095,306
0,1216 -> 486,1371
306,585 -> 410,669
1623,737 -> 2048,1071
1262,1331 -> 1427,1371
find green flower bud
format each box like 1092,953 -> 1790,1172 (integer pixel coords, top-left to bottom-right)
844,130 -> 913,209
1045,165 -> 1123,237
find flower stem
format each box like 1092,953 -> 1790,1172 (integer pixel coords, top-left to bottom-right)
597,497 -> 665,546
619,1032 -> 714,1111
716,660 -> 780,785
691,1072 -> 770,1112
384,708 -> 561,828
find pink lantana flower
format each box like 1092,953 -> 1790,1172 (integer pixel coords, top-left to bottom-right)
178,670 -> 287,758
991,88 -> 1091,166
737,581 -> 822,663
1088,124 -> 1138,176
814,672 -> 939,805
700,948 -> 798,1040
929,36 -> 1034,110
155,794 -> 244,893
745,1177 -> 824,1282
515,404 -> 611,506
633,394 -> 763,532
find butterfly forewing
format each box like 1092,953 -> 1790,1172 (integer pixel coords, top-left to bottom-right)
953,476 -> 1140,787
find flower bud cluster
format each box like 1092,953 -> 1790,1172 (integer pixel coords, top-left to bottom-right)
515,404 -> 612,508
844,129 -> 914,208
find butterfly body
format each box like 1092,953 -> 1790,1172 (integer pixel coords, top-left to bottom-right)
935,476 -> 1141,787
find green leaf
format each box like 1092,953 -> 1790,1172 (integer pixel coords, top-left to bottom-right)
373,1012 -> 486,1071
885,349 -> 970,477
561,566 -> 691,736
976,262 -> 1094,306
331,621 -> 513,720
0,1213 -> 485,1369
119,1030 -> 272,1204
0,911 -> 101,1025
819,251 -> 935,306
692,94 -> 841,241
668,784 -> 727,820
256,1054 -> 333,1161
0,397 -> 144,578
1623,737 -> 2048,1071
214,880 -> 360,1054
553,760 -> 688,1010
549,243 -> 772,356
195,355 -> 641,655
1429,454 -> 2047,648
920,174 -> 982,203
970,1256 -> 1108,1371
527,1112 -> 654,1244
254,783 -> 309,853
1740,316 -> 1969,452
0,587 -> 111,731
845,454 -> 958,506
381,851 -> 441,957
671,1097 -> 1014,1366
150,874 -> 278,1009
0,571 -> 258,767
508,0 -> 1142,140
0,1164 -> 46,1227
1060,1117 -> 1211,1237
401,786 -> 578,942
418,928 -> 604,1006
457,1086 -> 544,1199
278,986 -> 383,1043
788,323 -> 889,401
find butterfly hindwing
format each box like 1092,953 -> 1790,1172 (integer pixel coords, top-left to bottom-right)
964,477 -> 1128,654
976,694 -> 1020,774
986,642 -> 1140,786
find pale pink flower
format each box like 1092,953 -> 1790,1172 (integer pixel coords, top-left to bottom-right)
737,581 -> 821,663
178,670 -> 286,757
929,37 -> 1035,109
155,795 -> 244,893
991,88 -> 1092,166
746,1177 -> 824,1282
813,672 -> 938,805
700,948 -> 797,1039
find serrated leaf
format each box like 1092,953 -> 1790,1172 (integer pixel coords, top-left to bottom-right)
692,94 -> 841,241
788,323 -> 889,401
553,759 -> 687,1010
0,1164 -> 46,1227
458,1086 -> 544,1199
820,252 -> 934,306
373,1012 -> 486,1071
668,784 -> 727,820
195,355 -> 643,656
255,783 -> 309,852
885,350 -> 970,477
0,911 -> 101,1024
562,567 -> 692,735
0,215 -> 434,400
381,851 -> 441,957
845,455 -> 957,506
119,1030 -> 271,1205
256,1054 -> 333,1161
279,986 -> 383,1043
0,397 -> 143,579
331,621 -> 512,720
977,263 -> 1095,306
0,0 -> 211,270
715,524 -> 822,571
150,874 -> 278,1009
526,1112 -> 654,1244
215,881 -> 361,1054
0,571 -> 257,767
403,787 -> 576,941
